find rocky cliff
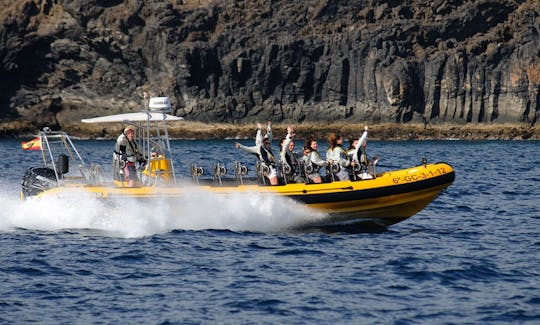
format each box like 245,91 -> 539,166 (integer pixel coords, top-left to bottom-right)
0,0 -> 539,134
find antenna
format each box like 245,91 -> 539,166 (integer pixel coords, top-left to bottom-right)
143,92 -> 149,110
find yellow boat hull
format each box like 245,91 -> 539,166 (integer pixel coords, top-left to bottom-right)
34,163 -> 455,228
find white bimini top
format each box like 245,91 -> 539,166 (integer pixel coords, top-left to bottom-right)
81,112 -> 183,124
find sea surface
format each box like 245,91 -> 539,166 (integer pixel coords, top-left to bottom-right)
0,138 -> 539,324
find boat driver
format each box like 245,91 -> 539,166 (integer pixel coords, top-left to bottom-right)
114,125 -> 145,187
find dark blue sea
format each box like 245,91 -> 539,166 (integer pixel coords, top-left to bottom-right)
0,138 -> 539,324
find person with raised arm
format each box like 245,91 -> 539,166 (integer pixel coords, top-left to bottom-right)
236,121 -> 278,185
280,126 -> 304,183
347,126 -> 372,180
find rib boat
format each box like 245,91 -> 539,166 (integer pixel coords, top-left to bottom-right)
20,97 -> 455,229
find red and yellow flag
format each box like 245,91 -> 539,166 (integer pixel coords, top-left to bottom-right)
21,137 -> 42,150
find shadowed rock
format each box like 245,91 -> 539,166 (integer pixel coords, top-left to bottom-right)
0,0 -> 539,135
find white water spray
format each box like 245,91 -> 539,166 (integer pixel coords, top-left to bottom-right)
0,183 -> 326,238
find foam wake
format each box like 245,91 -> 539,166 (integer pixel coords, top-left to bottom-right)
0,185 -> 326,238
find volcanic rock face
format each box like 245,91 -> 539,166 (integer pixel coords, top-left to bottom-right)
0,0 -> 539,132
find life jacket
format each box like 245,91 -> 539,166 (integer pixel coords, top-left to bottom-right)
115,133 -> 139,162
260,146 -> 276,166
285,150 -> 299,171
347,147 -> 366,166
126,139 -> 138,157
333,145 -> 349,166
359,147 -> 368,165
337,145 -> 347,157
305,151 -> 323,174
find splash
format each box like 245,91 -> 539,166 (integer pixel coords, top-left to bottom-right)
0,184 -> 326,238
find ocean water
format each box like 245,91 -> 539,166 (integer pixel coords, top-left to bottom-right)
0,138 -> 539,324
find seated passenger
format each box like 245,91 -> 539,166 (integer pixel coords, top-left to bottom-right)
280,126 -> 304,183
347,126 -> 371,180
302,136 -> 328,184
326,133 -> 351,181
235,121 -> 272,158
235,122 -> 278,185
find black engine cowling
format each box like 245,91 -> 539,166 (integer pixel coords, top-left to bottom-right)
21,167 -> 57,198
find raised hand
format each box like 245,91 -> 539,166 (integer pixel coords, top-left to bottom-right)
287,125 -> 294,135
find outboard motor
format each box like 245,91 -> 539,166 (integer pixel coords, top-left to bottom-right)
21,167 -> 58,198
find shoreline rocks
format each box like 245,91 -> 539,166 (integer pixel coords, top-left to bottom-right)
3,120 -> 537,141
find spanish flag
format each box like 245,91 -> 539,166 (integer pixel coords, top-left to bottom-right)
21,137 -> 42,150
